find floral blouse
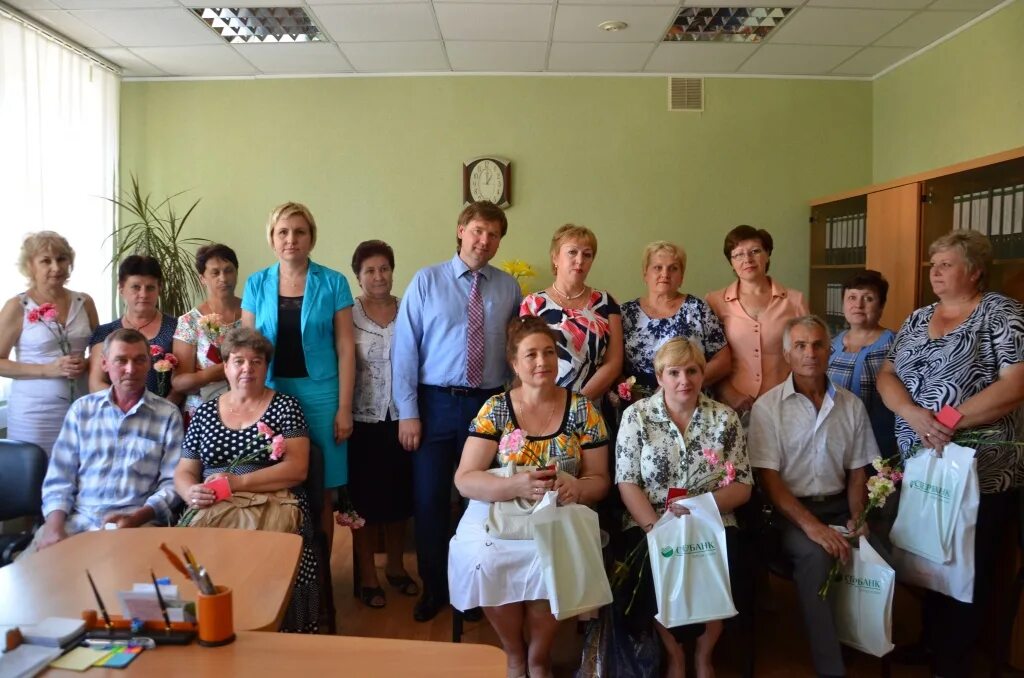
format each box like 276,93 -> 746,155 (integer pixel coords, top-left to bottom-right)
621,295 -> 727,397
615,392 -> 751,529
520,290 -> 620,394
352,297 -> 399,423
468,390 -> 608,478
174,308 -> 241,418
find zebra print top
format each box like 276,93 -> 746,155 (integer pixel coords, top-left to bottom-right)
890,292 -> 1024,493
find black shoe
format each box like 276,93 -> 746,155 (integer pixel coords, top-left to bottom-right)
462,606 -> 483,622
890,642 -> 932,665
413,592 -> 448,622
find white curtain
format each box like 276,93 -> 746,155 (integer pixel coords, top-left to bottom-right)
0,12 -> 119,418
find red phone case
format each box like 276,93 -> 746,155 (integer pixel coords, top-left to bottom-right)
936,405 -> 963,429
205,476 -> 232,502
665,487 -> 688,510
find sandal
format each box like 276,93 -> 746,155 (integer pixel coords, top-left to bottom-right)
385,573 -> 421,597
359,586 -> 386,609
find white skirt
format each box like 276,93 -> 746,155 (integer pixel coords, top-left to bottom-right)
448,499 -> 550,611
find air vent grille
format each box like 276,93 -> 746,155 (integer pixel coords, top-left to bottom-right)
669,78 -> 704,112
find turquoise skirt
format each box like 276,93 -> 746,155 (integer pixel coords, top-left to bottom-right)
270,375 -> 348,488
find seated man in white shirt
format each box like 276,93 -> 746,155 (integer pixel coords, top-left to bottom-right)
748,315 -> 877,678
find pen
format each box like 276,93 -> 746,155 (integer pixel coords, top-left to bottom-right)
197,566 -> 215,595
149,569 -> 173,633
86,570 -> 113,632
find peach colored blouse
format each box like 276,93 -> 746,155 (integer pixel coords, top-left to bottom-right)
706,278 -> 808,400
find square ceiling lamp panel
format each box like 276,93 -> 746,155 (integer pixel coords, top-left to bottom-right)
191,7 -> 323,44
666,7 -> 794,43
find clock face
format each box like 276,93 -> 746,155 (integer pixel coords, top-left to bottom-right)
469,159 -> 505,204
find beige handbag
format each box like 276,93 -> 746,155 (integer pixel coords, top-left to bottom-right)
177,488 -> 301,534
484,461 -> 541,540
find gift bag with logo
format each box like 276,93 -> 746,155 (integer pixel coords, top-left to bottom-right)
832,536 -> 895,657
645,492 -> 737,628
891,446 -> 978,603
532,492 -> 613,620
890,444 -> 973,564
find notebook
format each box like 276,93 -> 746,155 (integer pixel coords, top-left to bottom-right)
18,618 -> 86,648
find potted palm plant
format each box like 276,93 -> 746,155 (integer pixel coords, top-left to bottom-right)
106,174 -> 210,317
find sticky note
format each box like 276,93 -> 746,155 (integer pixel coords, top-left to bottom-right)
49,646 -> 113,671
95,645 -> 143,668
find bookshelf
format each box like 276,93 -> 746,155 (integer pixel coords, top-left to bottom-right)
810,147 -> 1024,333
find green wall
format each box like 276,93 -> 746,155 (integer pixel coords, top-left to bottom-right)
120,76 -> 871,303
872,0 -> 1024,182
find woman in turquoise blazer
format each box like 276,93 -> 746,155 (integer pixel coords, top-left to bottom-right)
242,202 -> 356,549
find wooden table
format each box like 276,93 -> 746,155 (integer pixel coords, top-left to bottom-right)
43,632 -> 507,677
0,528 -> 301,631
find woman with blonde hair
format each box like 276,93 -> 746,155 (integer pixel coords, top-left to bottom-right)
0,231 -> 98,454
241,202 -> 356,550
620,241 -> 729,401
519,224 -> 622,403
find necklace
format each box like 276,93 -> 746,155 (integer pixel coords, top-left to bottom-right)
122,311 -> 160,333
514,391 -> 559,436
551,283 -> 588,301
226,389 -> 270,419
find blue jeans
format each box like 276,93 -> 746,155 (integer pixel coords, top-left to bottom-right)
413,386 -> 496,598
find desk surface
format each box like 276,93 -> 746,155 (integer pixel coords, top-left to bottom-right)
43,631 -> 506,677
0,528 -> 301,631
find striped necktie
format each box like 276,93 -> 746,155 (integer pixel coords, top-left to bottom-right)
466,270 -> 484,387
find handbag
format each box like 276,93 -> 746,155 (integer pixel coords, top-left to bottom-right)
177,488 -> 301,534
484,461 -> 540,540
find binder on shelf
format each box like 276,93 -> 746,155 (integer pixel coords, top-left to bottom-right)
990,187 -> 1004,249
1013,184 -> 1024,257
825,217 -> 834,265
953,194 -> 966,230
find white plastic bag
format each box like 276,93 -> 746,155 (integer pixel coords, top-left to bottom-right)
532,492 -> 613,620
890,444 -> 973,564
646,492 -> 737,628
891,445 -> 979,603
833,536 -> 895,657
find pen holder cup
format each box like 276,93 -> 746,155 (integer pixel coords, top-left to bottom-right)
197,585 -> 235,647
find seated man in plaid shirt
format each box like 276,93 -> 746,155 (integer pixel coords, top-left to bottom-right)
30,328 -> 182,553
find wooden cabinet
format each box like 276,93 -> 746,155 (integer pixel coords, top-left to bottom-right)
809,146 -> 1024,333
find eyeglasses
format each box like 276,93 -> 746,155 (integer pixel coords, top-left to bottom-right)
729,247 -> 765,261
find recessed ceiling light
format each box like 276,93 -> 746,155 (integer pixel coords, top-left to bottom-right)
598,20 -> 628,33
665,7 -> 793,43
191,7 -> 324,44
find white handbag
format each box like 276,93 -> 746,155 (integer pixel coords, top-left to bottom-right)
645,492 -> 738,628
532,492 -> 612,620
890,444 -> 974,564
833,536 -> 895,657
891,445 -> 979,603
483,461 -> 541,540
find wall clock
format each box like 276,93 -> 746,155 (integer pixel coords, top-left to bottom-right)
463,156 -> 511,208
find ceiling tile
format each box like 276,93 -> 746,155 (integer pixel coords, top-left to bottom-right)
808,0 -> 930,7
129,45 -> 259,76
739,44 -> 860,74
308,0 -> 426,4
311,4 -> 439,43
340,41 -> 449,71
70,8 -> 223,47
875,10 -> 980,47
768,7 -> 915,46
28,10 -> 118,47
547,42 -> 651,71
55,0 -> 177,7
445,41 -> 546,71
553,4 -> 679,42
559,0 -> 678,5
93,46 -> 167,76
435,3 -> 552,41
644,42 -> 758,73
927,0 -> 1001,8
234,43 -> 353,74
830,45 -> 914,75
3,0 -> 60,9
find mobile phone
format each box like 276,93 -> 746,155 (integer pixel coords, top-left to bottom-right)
665,487 -> 687,510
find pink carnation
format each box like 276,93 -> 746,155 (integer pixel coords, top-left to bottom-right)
26,308 -> 41,323
498,428 -> 526,457
38,303 -> 58,322
335,511 -> 366,529
153,359 -> 173,373
164,353 -> 179,368
269,434 -> 286,461
889,471 -> 903,483
257,421 -> 275,439
617,381 -> 632,401
718,461 -> 737,487
150,344 -> 163,357
702,448 -> 721,467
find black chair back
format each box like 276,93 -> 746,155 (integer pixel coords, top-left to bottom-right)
0,439 -> 48,521
304,442 -> 324,518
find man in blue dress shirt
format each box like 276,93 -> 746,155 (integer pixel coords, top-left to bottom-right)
30,328 -> 182,553
393,201 -> 521,621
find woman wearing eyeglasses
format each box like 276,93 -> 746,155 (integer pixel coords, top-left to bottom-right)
706,225 -> 807,417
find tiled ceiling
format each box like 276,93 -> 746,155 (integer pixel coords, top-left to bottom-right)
3,0 -> 1010,79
